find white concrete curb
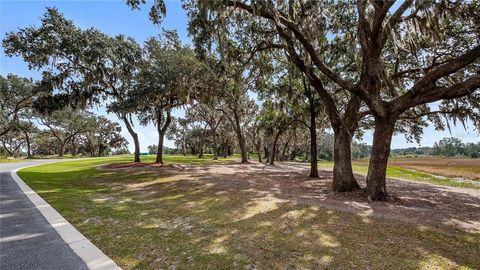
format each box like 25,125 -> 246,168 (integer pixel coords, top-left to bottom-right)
11,166 -> 121,270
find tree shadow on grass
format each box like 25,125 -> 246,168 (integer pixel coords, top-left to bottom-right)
174,163 -> 480,233
19,163 -> 480,269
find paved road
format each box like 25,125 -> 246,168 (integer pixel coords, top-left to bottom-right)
0,161 -> 88,270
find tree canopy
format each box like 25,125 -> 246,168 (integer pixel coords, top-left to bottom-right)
2,2 -> 479,202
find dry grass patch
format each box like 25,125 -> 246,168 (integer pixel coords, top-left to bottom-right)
354,157 -> 480,180
389,157 -> 480,180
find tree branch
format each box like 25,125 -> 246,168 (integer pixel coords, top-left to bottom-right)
393,75 -> 480,114
223,0 -> 357,93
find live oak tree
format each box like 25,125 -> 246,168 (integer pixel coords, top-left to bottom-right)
3,8 -> 144,162
215,82 -> 257,163
209,55 -> 261,163
340,1 -> 480,200
258,99 -> 296,165
167,117 -> 190,156
30,131 -> 56,156
126,0 -> 480,200
190,53 -> 257,163
128,0 -> 301,165
147,144 -> 158,155
132,31 -> 203,164
188,101 -> 225,160
17,120 -> 39,158
186,120 -> 209,157
130,0 -> 343,174
167,117 -> 213,156
0,80 -> 39,158
100,35 -> 143,162
283,75 -> 325,177
259,59 -> 325,176
279,127 -> 311,162
187,111 -> 204,158
179,0 -> 480,200
246,117 -> 264,163
0,130 -> 24,158
185,107 -> 208,158
180,1 -> 365,192
301,78 -> 321,177
80,115 -> 128,157
0,74 -> 35,138
4,105 -> 128,157
217,119 -> 237,158
38,107 -> 92,157
192,4 -> 269,163
3,8 -> 105,112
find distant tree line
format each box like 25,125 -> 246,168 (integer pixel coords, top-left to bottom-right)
392,137 -> 480,158
150,130 -> 372,162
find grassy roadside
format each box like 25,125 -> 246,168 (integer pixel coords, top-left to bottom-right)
17,157 -> 480,269
0,154 -> 238,164
318,161 -> 480,189
0,154 -> 90,163
0,158 -> 30,163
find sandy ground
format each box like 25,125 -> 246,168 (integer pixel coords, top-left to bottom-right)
101,162 -> 480,233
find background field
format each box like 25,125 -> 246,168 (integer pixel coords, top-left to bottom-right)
380,157 -> 479,180
317,157 -> 479,189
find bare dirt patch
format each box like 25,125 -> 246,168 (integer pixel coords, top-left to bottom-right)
101,162 -> 184,170
102,162 -> 480,233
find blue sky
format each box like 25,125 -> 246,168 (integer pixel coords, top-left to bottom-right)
1,0 -> 478,151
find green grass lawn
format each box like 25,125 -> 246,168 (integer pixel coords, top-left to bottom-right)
318,161 -> 480,189
0,154 -> 97,163
0,154 -> 237,164
17,156 -> 480,269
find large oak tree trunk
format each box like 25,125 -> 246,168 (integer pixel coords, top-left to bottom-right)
255,141 -> 263,163
365,117 -> 395,201
232,116 -> 248,163
156,110 -> 172,164
156,132 -> 165,164
212,130 -> 218,160
306,76 -> 361,192
59,141 -> 65,157
182,133 -> 187,156
281,138 -> 290,161
13,144 -> 22,158
71,138 -> 76,157
268,131 -> 281,165
227,110 -> 249,163
99,144 -> 106,157
122,115 -> 140,163
223,142 -> 228,158
198,125 -> 207,158
308,90 -> 319,177
2,141 -> 13,157
309,122 -> 319,178
24,132 -> 32,159
238,134 -> 248,163
331,127 -> 360,192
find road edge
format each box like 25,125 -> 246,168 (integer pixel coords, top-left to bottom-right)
11,165 -> 121,270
